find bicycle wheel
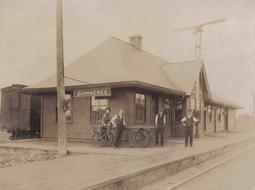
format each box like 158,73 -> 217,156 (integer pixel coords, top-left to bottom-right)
100,134 -> 108,146
91,127 -> 99,142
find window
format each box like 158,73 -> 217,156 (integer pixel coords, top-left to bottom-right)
135,92 -> 146,122
56,93 -> 73,123
207,106 -> 212,122
64,94 -> 72,122
164,98 -> 171,124
176,101 -> 183,110
218,108 -> 221,122
175,101 -> 183,121
90,97 -> 109,125
190,97 -> 195,111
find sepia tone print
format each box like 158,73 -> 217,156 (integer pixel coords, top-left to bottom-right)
0,0 -> 255,190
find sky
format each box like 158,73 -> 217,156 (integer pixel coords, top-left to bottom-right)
0,0 -> 255,114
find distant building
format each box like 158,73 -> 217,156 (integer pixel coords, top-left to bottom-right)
237,114 -> 255,128
15,36 -> 240,141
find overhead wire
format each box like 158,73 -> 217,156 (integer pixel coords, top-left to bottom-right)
64,76 -> 91,84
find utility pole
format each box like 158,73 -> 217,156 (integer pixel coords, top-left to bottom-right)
176,19 -> 226,137
56,0 -> 67,155
252,93 -> 255,119
175,18 -> 226,60
194,28 -> 203,60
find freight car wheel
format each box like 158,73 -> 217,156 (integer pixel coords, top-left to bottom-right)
134,129 -> 149,148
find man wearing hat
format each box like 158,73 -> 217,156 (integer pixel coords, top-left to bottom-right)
181,110 -> 199,147
155,110 -> 166,146
100,107 -> 112,137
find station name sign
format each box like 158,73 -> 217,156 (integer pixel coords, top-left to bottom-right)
73,88 -> 111,97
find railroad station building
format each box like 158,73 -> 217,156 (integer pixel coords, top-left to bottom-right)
1,36 -> 240,141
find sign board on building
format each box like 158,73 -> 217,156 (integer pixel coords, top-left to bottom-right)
73,88 -> 111,97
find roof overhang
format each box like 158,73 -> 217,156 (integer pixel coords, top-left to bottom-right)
20,80 -> 185,96
205,100 -> 242,109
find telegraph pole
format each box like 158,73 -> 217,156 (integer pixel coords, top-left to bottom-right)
56,0 -> 67,155
252,93 -> 255,119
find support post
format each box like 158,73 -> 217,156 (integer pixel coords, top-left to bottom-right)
56,0 -> 67,155
252,93 -> 255,119
195,72 -> 200,138
194,28 -> 203,60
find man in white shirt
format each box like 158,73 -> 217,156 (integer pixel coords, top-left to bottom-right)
111,109 -> 126,148
155,110 -> 166,146
181,110 -> 199,147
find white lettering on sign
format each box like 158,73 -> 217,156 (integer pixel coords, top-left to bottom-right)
73,88 -> 111,97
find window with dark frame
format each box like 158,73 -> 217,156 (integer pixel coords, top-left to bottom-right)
90,97 -> 109,125
65,94 -> 72,122
164,98 -> 171,124
135,92 -> 146,122
175,101 -> 183,121
218,108 -> 221,122
208,106 -> 212,122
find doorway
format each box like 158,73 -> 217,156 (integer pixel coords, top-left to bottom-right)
30,95 -> 41,136
213,109 -> 217,132
151,95 -> 158,125
224,109 -> 228,131
203,110 -> 207,132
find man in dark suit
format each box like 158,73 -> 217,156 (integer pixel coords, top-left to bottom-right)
155,110 -> 166,146
181,110 -> 199,147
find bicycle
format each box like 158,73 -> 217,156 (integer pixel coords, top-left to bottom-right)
91,126 -> 114,146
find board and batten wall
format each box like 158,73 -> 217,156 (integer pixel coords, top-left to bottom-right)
40,87 -> 179,140
41,88 -> 131,140
228,109 -> 237,130
205,106 -> 224,134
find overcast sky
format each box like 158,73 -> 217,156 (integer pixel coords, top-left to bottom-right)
0,0 -> 255,114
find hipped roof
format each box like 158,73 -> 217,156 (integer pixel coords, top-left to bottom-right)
25,37 -> 183,95
23,36 -> 240,109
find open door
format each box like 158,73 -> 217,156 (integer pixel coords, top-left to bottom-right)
30,95 -> 41,137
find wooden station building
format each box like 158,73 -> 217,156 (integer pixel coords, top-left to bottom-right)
2,36 -> 240,141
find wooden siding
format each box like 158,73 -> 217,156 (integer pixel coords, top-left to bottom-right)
228,109 -> 237,130
41,87 -> 179,140
1,87 -> 31,131
41,88 -> 131,139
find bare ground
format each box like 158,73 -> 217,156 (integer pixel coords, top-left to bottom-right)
0,148 -> 63,168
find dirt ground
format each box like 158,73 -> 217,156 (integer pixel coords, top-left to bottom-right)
0,148 -> 64,168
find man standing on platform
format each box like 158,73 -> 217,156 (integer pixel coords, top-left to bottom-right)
111,109 -> 126,148
181,110 -> 199,147
155,110 -> 166,146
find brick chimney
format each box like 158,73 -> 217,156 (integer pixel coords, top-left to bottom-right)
129,35 -> 142,50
